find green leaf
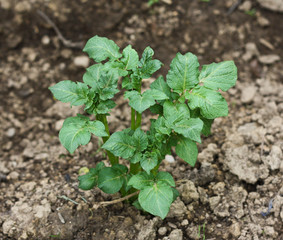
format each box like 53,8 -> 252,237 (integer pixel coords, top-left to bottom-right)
98,164 -> 128,194
139,46 -> 162,79
83,35 -> 122,62
175,137 -> 198,167
166,52 -> 200,93
78,162 -> 105,190
149,104 -> 163,115
199,61 -> 237,91
145,89 -> 169,101
133,128 -> 148,152
122,77 -> 133,90
104,61 -> 128,77
139,182 -> 173,219
121,45 -> 139,70
83,64 -> 104,88
186,86 -> 228,119
96,99 -> 116,114
128,172 -> 154,190
190,108 -> 214,136
139,46 -> 154,67
130,152 -> 143,164
172,188 -> 180,202
172,118 -> 203,143
163,101 -> 190,125
140,151 -> 158,174
156,172 -> 175,187
201,118 -> 214,136
102,130 -> 136,159
154,117 -> 171,135
49,81 -> 89,107
59,115 -> 108,153
125,89 -> 168,114
150,76 -> 171,98
141,59 -> 163,79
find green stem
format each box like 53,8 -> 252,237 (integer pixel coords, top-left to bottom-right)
131,108 -> 136,130
135,112 -> 142,129
97,114 -> 119,165
135,84 -> 142,129
130,163 -> 141,175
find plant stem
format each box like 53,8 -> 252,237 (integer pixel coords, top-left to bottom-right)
130,163 -> 141,175
135,112 -> 142,129
97,114 -> 119,165
131,108 -> 136,130
135,84 -> 142,129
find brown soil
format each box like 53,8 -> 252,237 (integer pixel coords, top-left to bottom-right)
1,0 -> 283,239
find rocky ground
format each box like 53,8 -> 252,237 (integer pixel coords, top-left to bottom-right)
0,0 -> 283,239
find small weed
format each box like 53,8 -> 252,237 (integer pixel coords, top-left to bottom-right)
245,9 -> 256,16
198,223 -> 206,240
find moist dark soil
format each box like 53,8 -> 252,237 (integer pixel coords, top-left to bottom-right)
1,0 -> 283,239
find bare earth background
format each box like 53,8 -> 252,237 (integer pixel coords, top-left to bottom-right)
0,0 -> 283,239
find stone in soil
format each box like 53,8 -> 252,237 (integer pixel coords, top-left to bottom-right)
177,180 -> 199,204
225,145 -> 269,184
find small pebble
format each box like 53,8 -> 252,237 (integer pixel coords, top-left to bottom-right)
6,128 -> 16,138
165,155 -> 175,163
73,56 -> 90,68
41,35 -> 50,45
158,227 -> 167,236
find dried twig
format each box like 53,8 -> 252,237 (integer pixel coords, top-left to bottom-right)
37,10 -> 84,49
93,191 -> 140,210
58,195 -> 79,205
227,0 -> 242,15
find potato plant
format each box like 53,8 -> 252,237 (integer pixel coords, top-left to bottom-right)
49,35 -> 237,219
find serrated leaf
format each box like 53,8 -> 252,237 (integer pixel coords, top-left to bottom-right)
140,151 -> 158,174
78,162 -> 105,190
176,137 -> 198,167
98,164 -> 128,194
199,61 -> 237,91
172,118 -> 203,143
59,116 -> 108,153
125,89 -> 168,114
201,118 -> 214,136
49,80 -> 89,106
104,61 -> 128,77
138,46 -> 162,79
139,46 -> 154,67
133,128 -> 148,152
154,117 -> 172,135
102,131 -> 136,159
96,99 -> 116,114
130,152 -> 142,164
140,59 -> 163,79
163,101 -> 190,125
150,76 -> 171,98
145,89 -> 169,101
149,104 -> 163,115
139,182 -> 173,219
83,64 -> 104,88
186,86 -> 228,119
172,188 -> 180,202
166,52 -> 200,93
122,77 -> 133,90
124,91 -> 153,113
121,45 -> 139,70
83,35 -> 122,62
128,172 -> 154,190
156,172 -> 175,187
189,108 -> 214,136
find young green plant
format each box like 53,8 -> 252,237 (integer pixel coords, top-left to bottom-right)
49,35 -> 237,219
